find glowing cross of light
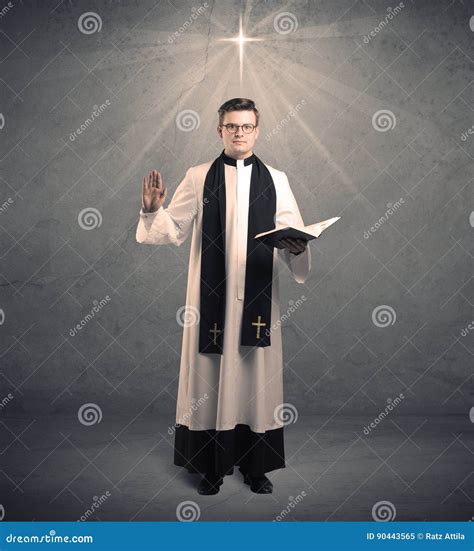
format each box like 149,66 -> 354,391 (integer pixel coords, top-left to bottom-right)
218,15 -> 263,86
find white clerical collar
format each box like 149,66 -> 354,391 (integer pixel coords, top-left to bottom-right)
221,150 -> 256,167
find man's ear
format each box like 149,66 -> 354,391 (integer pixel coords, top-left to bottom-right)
217,126 -> 222,138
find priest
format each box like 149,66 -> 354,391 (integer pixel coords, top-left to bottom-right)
136,98 -> 311,495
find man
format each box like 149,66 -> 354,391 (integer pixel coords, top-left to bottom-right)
136,98 -> 310,495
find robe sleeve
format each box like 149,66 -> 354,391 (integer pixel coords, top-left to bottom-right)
135,167 -> 197,247
275,171 -> 312,284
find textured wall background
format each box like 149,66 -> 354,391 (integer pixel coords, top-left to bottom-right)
1,0 -> 472,424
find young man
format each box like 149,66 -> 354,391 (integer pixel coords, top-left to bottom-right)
136,98 -> 310,495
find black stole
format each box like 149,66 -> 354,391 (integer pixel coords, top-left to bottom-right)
198,149 -> 276,354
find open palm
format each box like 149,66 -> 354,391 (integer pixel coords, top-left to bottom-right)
142,170 -> 167,213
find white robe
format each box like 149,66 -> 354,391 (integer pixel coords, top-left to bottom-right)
136,157 -> 311,434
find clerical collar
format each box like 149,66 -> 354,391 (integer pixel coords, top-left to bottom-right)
221,149 -> 255,167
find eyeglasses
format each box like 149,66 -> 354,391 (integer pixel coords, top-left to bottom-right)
220,123 -> 257,134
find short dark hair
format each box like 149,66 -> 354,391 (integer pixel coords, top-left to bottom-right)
218,98 -> 259,127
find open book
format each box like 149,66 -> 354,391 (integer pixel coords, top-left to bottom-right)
254,216 -> 340,249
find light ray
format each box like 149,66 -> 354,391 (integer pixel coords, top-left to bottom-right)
218,14 -> 263,86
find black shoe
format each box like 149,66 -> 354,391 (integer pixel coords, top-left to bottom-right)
197,473 -> 223,495
239,468 -> 273,494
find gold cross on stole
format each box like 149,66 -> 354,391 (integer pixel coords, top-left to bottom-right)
251,315 -> 266,339
209,322 -> 222,345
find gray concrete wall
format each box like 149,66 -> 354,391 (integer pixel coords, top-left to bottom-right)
0,0 -> 472,421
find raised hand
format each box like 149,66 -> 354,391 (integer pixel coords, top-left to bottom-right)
142,170 -> 168,213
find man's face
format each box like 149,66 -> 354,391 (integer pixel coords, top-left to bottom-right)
217,110 -> 259,158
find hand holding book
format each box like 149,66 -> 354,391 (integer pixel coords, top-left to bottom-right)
254,216 -> 341,250
279,237 -> 308,255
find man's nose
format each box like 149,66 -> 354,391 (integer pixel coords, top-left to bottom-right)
234,126 -> 244,137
